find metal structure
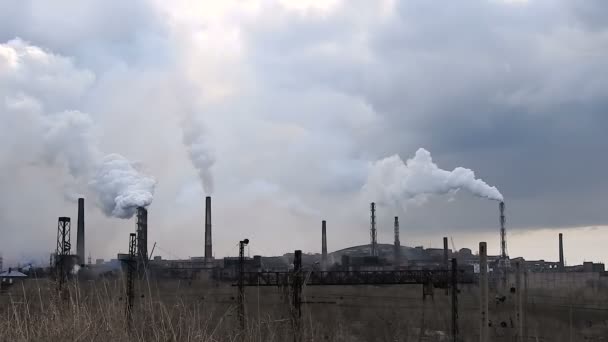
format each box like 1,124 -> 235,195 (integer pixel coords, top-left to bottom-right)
136,207 -> 148,268
236,269 -> 470,287
238,238 -> 249,332
444,237 -> 449,295
321,221 -> 328,271
55,217 -> 71,291
235,249 -> 474,341
76,198 -> 85,265
451,258 -> 459,342
394,217 -> 401,268
516,261 -> 524,342
125,233 -> 137,324
479,242 -> 489,342
205,196 -> 212,260
370,202 -> 377,257
292,250 -> 303,341
558,233 -> 564,270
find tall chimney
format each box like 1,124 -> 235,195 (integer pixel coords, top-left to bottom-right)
321,220 -> 327,271
443,237 -> 449,270
394,217 -> 401,269
76,198 -> 85,265
205,196 -> 212,259
370,202 -> 377,257
558,233 -> 564,270
136,207 -> 148,265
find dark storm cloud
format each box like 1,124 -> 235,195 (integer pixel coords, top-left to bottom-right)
237,0 -> 608,231
1,0 -> 607,265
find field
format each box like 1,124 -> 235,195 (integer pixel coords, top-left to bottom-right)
1,273 -> 607,341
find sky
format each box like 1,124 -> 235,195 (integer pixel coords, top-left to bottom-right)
1,0 -> 607,267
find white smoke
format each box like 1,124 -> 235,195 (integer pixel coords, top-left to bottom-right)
0,39 -> 156,219
364,148 -> 503,206
182,117 -> 215,194
90,154 -> 156,219
71,264 -> 81,275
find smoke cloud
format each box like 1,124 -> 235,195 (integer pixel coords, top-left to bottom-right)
0,38 -> 156,218
364,148 -> 503,206
90,154 -> 156,219
182,118 -> 215,194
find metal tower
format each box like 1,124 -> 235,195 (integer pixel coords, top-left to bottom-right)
55,217 -> 71,291
370,202 -> 378,257
126,234 -> 137,321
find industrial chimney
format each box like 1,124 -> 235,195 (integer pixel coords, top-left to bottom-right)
204,196 -> 212,260
321,220 -> 328,271
443,237 -> 449,271
370,202 -> 377,257
76,198 -> 85,265
136,207 -> 148,265
558,233 -> 564,271
394,217 -> 400,269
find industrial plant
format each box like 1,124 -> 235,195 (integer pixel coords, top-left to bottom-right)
2,195 -> 606,341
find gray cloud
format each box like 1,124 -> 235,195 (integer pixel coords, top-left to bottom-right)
1,0 -> 607,265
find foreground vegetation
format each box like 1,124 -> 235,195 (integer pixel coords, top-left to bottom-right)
1,275 -> 607,341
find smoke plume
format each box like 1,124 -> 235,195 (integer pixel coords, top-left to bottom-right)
364,148 -> 503,206
0,39 -> 156,218
182,118 -> 215,194
90,154 -> 157,219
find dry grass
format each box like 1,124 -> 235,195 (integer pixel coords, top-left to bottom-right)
1,274 -> 607,342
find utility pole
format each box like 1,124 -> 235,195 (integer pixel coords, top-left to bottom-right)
516,262 -> 524,342
444,237 -> 449,295
238,238 -> 249,333
479,242 -> 489,342
292,250 -> 303,341
451,258 -> 459,342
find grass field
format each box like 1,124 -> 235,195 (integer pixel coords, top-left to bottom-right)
1,274 -> 607,341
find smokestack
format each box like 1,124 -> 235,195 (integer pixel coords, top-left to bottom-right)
558,233 -> 564,271
394,217 -> 400,269
370,202 -> 377,257
136,207 -> 148,265
499,201 -> 508,259
76,198 -> 85,265
205,196 -> 212,260
321,220 -> 327,271
443,237 -> 449,270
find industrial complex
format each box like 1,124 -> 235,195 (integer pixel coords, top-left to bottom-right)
2,195 -> 603,285
1,196 -> 607,341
